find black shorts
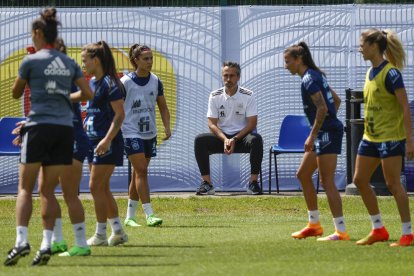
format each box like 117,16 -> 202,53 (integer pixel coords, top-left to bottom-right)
20,124 -> 74,166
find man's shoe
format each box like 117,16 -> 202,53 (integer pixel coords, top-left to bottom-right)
87,234 -> 108,246
51,240 -> 68,254
59,246 -> 91,256
124,218 -> 141,227
317,230 -> 350,241
196,181 -> 215,195
390,233 -> 414,247
292,222 -> 324,239
31,248 -> 51,266
4,243 -> 30,266
247,181 -> 262,195
108,230 -> 128,246
356,226 -> 389,245
146,214 -> 163,227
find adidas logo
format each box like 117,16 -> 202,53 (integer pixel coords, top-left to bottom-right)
76,227 -> 83,231
219,105 -> 225,109
44,57 -> 71,76
132,99 -> 141,108
129,204 -> 132,207
374,219 -> 381,223
338,221 -> 344,224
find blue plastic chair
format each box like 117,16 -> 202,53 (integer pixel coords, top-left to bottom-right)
268,115 -> 319,194
0,117 -> 26,156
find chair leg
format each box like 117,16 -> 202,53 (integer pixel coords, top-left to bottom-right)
274,154 -> 279,194
268,149 -> 272,194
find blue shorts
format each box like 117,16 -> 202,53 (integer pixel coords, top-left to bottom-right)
88,138 -> 124,166
73,134 -> 91,163
357,139 -> 405,159
124,137 -> 157,158
314,130 -> 343,155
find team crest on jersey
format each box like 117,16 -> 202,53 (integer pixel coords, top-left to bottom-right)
131,139 -> 140,150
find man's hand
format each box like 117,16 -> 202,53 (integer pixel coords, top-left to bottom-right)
224,137 -> 236,155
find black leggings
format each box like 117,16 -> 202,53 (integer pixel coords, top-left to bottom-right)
194,132 -> 263,176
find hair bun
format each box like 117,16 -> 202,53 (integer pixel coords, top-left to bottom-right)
41,7 -> 57,21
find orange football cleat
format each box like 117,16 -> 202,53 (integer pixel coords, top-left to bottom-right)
356,226 -> 389,245
291,222 -> 323,239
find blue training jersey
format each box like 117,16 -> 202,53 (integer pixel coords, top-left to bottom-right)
84,75 -> 124,140
301,68 -> 343,132
71,84 -> 89,144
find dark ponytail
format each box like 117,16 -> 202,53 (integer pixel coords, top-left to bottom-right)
284,41 -> 325,76
32,7 -> 60,44
82,40 -> 125,94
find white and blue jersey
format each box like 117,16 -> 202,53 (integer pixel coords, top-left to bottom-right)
19,48 -> 83,127
121,72 -> 163,139
84,75 -> 124,141
301,68 -> 343,132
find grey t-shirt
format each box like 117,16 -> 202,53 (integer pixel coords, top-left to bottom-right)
19,48 -> 83,127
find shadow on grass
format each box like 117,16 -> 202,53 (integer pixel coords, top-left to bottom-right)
48,263 -> 179,267
161,225 -> 233,228
90,254 -> 165,257
122,244 -> 204,248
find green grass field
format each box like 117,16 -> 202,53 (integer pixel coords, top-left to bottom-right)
1,195 -> 414,275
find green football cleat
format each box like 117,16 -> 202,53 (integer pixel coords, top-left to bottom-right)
58,246 -> 91,257
51,240 -> 68,254
124,218 -> 141,227
146,214 -> 163,227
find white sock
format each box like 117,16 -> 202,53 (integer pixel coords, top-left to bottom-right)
96,222 -> 107,237
142,203 -> 154,218
402,222 -> 412,235
40,230 -> 53,250
15,226 -> 28,247
127,199 -> 139,219
73,222 -> 88,247
333,216 -> 346,233
308,210 -> 320,224
52,218 -> 64,243
108,217 -> 122,234
370,214 -> 384,229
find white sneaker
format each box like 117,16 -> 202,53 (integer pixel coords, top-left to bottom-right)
87,234 -> 108,246
108,230 -> 128,246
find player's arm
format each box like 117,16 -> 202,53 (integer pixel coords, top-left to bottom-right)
208,117 -> 227,142
305,91 -> 328,152
12,77 -> 26,99
395,87 -> 414,160
71,77 -> 93,102
95,99 -> 125,155
330,87 -> 341,112
156,95 -> 171,140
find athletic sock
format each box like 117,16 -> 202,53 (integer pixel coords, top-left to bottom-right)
308,210 -> 320,224
402,222 -> 412,235
40,229 -> 53,250
127,199 -> 138,219
52,218 -> 64,243
15,226 -> 28,247
96,222 -> 107,236
333,216 -> 346,232
370,214 -> 384,229
142,203 -> 154,219
108,217 -> 122,234
73,222 -> 88,247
